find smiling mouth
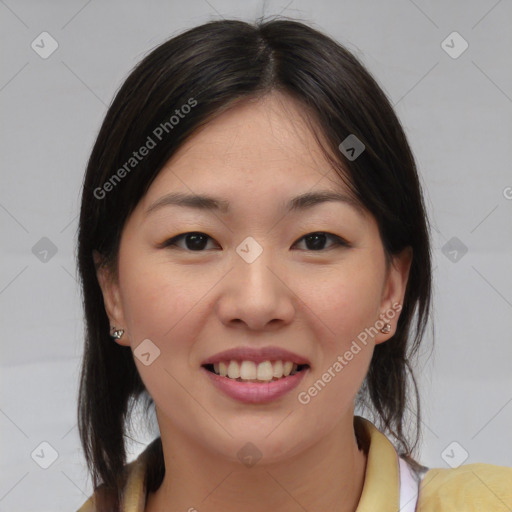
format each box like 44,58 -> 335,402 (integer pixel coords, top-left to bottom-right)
202,361 -> 310,383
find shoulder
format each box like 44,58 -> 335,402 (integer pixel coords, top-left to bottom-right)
76,483 -> 118,512
417,462 -> 512,511
75,460 -> 138,512
76,437 -> 161,512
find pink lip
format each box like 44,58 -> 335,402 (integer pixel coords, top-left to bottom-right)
201,346 -> 311,365
201,366 -> 309,404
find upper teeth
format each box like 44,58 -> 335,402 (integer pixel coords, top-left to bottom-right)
212,360 -> 299,381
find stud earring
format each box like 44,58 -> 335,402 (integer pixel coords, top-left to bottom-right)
110,326 -> 124,339
380,323 -> 391,334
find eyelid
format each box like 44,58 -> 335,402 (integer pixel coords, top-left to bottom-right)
293,232 -> 351,251
158,231 -> 351,251
157,232 -> 219,250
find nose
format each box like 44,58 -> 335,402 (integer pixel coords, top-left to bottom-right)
216,247 -> 295,331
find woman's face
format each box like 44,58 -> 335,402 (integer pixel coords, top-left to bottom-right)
96,92 -> 410,463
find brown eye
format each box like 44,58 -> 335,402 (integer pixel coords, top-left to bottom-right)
159,231 -> 349,252
161,232 -> 219,251
293,232 -> 350,251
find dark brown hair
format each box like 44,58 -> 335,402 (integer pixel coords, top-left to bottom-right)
77,17 -> 432,507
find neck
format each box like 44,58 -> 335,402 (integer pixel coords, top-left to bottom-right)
146,414 -> 368,512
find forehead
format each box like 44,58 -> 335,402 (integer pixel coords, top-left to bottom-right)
141,92 -> 354,210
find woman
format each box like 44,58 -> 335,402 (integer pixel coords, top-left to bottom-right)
76,18 -> 511,512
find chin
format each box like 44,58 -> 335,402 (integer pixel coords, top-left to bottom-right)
208,426 -> 312,467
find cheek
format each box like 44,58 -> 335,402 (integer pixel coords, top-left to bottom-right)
116,244 -> 209,353
295,257 -> 384,347
290,255 -> 385,409
116,253 -> 214,410
116,246 -> 234,391
115,252 -> 214,410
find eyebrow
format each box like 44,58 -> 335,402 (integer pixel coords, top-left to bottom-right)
144,190 -> 362,217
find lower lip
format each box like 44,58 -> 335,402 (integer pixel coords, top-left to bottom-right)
201,366 -> 309,404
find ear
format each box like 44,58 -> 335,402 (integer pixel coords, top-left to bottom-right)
93,250 -> 130,346
374,246 -> 412,345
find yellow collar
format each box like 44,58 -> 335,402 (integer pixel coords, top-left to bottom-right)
78,416 -> 512,512
353,415 -> 401,511
124,416 -> 402,512
80,415 -> 405,512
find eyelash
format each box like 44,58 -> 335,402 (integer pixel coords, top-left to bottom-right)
159,231 -> 351,252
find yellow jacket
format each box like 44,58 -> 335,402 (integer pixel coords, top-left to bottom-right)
77,416 -> 512,511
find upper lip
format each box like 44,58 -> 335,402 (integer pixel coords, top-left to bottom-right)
201,346 -> 311,366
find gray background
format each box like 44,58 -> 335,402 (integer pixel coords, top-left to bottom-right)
1,0 -> 511,510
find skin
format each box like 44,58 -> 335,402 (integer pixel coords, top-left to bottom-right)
95,91 -> 411,512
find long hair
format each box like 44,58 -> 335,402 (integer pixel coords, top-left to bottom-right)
77,17 -> 432,506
